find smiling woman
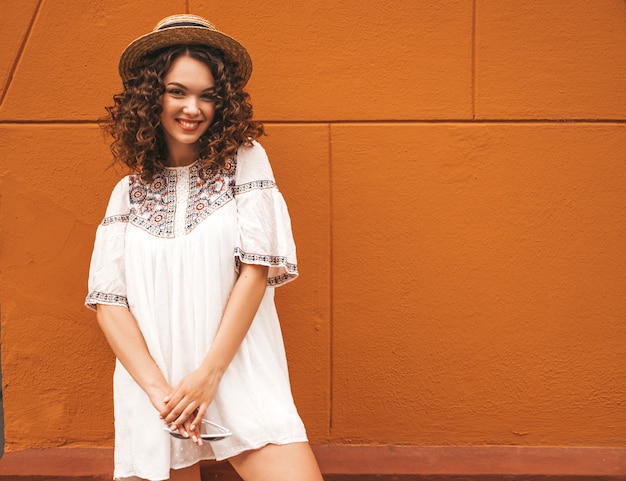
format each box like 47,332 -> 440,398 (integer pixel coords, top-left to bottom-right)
159,55 -> 217,165
87,14 -> 323,481
104,41 -> 263,183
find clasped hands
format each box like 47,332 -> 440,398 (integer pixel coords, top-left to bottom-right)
154,367 -> 221,446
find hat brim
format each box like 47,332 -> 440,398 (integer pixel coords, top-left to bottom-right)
118,26 -> 252,85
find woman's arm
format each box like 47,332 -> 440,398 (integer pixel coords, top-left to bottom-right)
161,263 -> 270,433
96,305 -> 171,416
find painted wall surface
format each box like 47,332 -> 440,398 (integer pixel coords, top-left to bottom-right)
1,0 -> 625,452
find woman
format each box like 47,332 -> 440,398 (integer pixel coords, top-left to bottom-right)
86,14 -> 323,481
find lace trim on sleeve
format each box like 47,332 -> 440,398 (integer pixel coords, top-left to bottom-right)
234,247 -> 298,287
85,291 -> 129,311
233,180 -> 276,195
101,214 -> 130,226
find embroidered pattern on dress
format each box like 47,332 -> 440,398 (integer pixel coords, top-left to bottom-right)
233,179 -> 276,195
268,272 -> 297,287
234,247 -> 298,287
85,291 -> 129,308
101,214 -> 129,226
128,173 -> 176,237
185,163 -> 236,234
127,163 -> 236,238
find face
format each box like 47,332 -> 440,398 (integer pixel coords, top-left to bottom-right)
159,54 -> 216,159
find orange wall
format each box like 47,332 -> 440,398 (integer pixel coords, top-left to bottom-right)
1,0 -> 625,452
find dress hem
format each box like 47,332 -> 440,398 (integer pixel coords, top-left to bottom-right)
213,434 -> 309,462
113,436 -> 309,481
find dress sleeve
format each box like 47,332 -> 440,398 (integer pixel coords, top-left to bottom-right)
233,141 -> 298,287
85,177 -> 130,311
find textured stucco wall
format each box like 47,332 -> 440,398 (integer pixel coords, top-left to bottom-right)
1,0 -> 625,452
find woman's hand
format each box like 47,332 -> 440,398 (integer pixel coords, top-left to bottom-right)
145,383 -> 204,444
146,384 -> 171,413
160,367 -> 222,444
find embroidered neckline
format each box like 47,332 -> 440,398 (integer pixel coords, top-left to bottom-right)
127,162 -> 237,238
123,158 -> 277,239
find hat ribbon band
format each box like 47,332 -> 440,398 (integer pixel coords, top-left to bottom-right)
157,21 -> 211,31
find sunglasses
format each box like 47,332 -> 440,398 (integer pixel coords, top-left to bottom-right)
163,419 -> 232,441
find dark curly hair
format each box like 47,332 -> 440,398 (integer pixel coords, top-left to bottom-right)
102,44 -> 264,180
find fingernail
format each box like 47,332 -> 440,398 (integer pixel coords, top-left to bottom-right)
190,424 -> 195,431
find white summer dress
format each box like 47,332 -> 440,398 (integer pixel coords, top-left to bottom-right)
85,141 -> 307,481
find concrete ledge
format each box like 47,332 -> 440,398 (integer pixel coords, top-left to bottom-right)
0,448 -> 112,481
0,445 -> 624,480
313,445 -> 626,480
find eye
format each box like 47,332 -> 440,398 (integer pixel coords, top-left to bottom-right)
200,88 -> 218,102
167,88 -> 185,97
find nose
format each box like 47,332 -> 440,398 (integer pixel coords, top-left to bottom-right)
182,97 -> 201,117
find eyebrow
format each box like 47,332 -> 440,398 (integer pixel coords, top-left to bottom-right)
166,82 -> 215,92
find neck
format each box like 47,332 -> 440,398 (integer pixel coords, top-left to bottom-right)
165,145 -> 200,167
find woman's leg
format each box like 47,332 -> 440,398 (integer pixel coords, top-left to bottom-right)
228,442 -> 323,481
169,462 -> 201,481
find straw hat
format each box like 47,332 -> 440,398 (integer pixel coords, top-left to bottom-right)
118,14 -> 252,85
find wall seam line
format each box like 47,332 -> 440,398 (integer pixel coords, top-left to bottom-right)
0,0 -> 44,108
327,122 -> 334,439
472,0 -> 476,120
2,119 -> 626,126
259,119 -> 626,124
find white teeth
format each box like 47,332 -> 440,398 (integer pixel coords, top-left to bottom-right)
178,120 -> 200,128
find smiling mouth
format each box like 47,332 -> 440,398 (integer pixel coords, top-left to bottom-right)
176,119 -> 203,131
